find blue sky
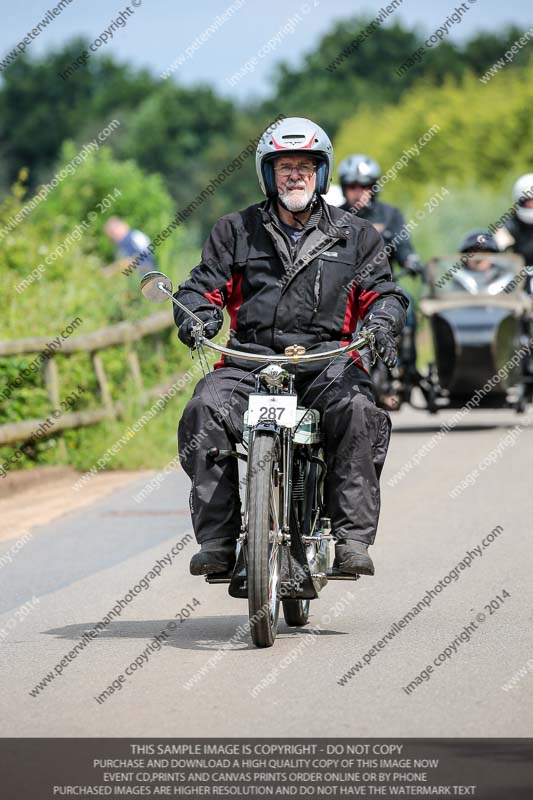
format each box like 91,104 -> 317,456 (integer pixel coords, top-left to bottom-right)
2,0 -> 532,100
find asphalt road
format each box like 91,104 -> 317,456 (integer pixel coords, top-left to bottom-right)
1,404 -> 532,737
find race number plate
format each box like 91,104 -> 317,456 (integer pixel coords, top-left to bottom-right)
247,394 -> 298,427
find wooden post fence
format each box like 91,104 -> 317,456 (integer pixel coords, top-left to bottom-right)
0,311 -> 185,446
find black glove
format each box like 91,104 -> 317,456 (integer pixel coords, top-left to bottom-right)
177,307 -> 223,348
404,254 -> 425,277
361,322 -> 398,368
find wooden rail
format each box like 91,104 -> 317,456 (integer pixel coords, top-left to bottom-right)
0,311 -> 172,356
0,311 -> 182,446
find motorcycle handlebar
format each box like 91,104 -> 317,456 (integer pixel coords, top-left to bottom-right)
191,328 -> 375,364
146,275 -> 374,364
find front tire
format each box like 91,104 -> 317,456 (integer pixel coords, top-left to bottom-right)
247,431 -> 282,648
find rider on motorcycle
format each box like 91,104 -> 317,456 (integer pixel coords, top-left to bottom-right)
338,154 -> 423,275
452,229 -> 510,292
494,174 -> 533,267
337,154 -> 423,407
173,118 -> 408,578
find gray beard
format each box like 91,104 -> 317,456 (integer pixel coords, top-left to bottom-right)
278,185 -> 314,212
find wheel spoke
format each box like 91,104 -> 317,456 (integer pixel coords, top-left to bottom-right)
269,474 -> 280,533
268,543 -> 281,621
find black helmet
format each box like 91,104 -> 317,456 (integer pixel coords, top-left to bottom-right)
459,229 -> 499,254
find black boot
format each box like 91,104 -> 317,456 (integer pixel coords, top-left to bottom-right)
334,540 -> 375,576
189,537 -> 237,576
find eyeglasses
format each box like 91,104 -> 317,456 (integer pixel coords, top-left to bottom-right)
274,162 -> 316,178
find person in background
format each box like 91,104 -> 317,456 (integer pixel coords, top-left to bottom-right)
494,178 -> 533,391
103,216 -> 156,277
452,229 -> 511,292
337,154 -> 423,408
495,174 -> 533,288
338,154 -> 423,275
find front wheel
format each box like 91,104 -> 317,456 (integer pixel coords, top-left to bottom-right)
247,430 -> 283,648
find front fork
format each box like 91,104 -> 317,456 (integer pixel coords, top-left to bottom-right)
237,423 -> 291,556
241,372 -> 296,542
280,427 -> 293,536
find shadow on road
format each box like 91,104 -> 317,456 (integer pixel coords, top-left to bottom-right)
393,423 -> 502,434
45,617 -> 349,653
391,421 -> 528,434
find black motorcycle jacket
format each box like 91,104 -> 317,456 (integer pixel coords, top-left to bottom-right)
340,197 -> 415,269
504,214 -> 533,266
174,196 -> 408,372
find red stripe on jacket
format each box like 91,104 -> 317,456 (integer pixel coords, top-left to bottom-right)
206,274 -> 244,369
226,273 -> 243,330
203,288 -> 224,308
341,283 -> 380,337
341,283 -> 380,374
203,274 -> 243,324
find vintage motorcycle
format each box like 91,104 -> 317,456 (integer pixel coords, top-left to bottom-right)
141,270 -> 376,648
374,254 -> 533,413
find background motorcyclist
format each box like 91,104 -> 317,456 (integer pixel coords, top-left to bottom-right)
494,173 -> 533,288
338,154 -> 423,407
174,118 -> 408,579
338,154 -> 423,275
452,229 -> 511,292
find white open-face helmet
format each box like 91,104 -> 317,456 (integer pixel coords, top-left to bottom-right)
512,173 -> 533,224
256,117 -> 333,197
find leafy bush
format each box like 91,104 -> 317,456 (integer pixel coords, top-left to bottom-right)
335,63 -> 533,211
0,148 -> 202,473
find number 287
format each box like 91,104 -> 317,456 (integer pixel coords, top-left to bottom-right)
259,406 -> 285,420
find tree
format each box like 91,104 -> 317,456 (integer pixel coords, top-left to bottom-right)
0,39 -> 159,187
114,81 -> 238,211
260,17 -> 532,138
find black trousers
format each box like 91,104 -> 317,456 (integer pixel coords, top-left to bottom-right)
178,359 -> 391,547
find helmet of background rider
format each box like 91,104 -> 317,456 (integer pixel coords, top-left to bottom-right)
458,229 -> 500,254
512,173 -> 533,224
255,117 -> 333,197
337,154 -> 382,196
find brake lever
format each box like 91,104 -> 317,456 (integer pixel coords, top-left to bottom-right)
358,329 -> 378,367
192,321 -> 204,338
187,321 -> 206,357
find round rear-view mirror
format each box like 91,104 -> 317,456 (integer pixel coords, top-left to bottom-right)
140,271 -> 173,302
